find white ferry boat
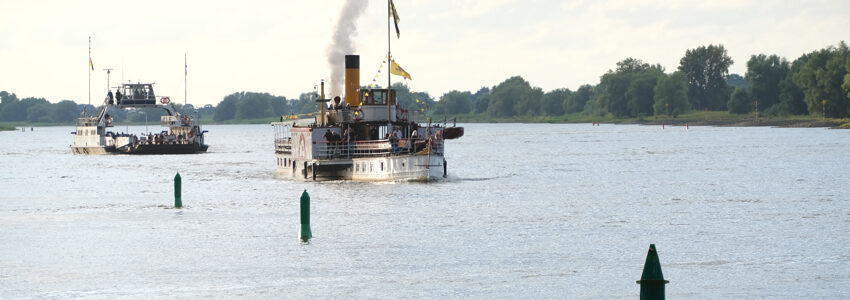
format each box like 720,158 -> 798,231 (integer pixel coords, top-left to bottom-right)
272,55 -> 463,181
71,82 -> 208,154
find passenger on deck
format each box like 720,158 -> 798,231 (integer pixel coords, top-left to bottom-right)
389,132 -> 399,153
331,131 -> 341,157
342,127 -> 352,156
333,96 -> 342,110
116,89 -> 122,105
394,128 -> 402,140
370,127 -> 378,140
107,90 -> 114,105
323,129 -> 335,157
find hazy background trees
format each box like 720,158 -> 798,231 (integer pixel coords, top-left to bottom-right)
4,41 -> 849,124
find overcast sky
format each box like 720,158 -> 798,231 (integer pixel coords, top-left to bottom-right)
1,0 -> 848,107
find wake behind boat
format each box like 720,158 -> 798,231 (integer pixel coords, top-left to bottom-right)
71,82 -> 208,155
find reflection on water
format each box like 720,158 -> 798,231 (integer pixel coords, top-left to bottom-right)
1,124 -> 849,298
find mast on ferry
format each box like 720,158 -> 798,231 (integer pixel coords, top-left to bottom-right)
387,0 -> 392,123
184,53 -> 187,106
87,36 -> 91,116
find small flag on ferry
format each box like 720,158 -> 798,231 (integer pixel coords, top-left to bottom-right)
389,0 -> 401,38
89,58 -> 94,71
390,60 -> 411,80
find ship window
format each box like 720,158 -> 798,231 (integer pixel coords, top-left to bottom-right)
381,162 -> 384,171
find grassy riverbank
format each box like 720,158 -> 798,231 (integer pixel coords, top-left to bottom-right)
0,123 -> 16,131
430,111 -> 850,129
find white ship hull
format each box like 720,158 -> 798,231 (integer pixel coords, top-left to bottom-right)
276,152 -> 446,181
71,145 -> 111,155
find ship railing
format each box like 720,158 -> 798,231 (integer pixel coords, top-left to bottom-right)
274,138 -> 292,153
314,138 -> 444,159
325,109 -> 354,124
76,116 -> 100,127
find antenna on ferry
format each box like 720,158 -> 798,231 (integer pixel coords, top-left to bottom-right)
103,68 -> 113,92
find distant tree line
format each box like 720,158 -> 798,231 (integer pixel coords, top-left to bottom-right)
0,91 -> 82,123
428,41 -> 850,119
4,41 -> 848,124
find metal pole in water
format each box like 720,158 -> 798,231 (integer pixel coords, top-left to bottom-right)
299,189 -> 312,242
174,172 -> 182,208
636,244 -> 669,300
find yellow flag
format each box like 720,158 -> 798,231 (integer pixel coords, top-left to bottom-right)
89,58 -> 94,71
390,60 -> 411,80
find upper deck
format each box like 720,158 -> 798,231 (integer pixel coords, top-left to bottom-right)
117,83 -> 159,107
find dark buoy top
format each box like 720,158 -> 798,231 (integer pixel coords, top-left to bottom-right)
637,244 -> 669,284
300,189 -> 310,225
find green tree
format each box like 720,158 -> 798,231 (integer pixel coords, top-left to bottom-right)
472,87 -> 490,114
599,70 -> 631,117
271,96 -> 290,116
746,54 -> 789,112
678,44 -> 734,110
728,87 -> 753,114
626,67 -> 664,117
792,42 -> 850,118
235,92 -> 275,119
542,88 -> 569,116
486,76 -> 540,117
566,84 -> 593,114
777,55 -> 808,115
295,91 -> 319,114
213,93 -> 239,121
17,97 -> 49,122
598,58 -> 663,117
26,103 -> 51,123
391,82 -> 434,116
435,90 -> 472,115
653,71 -> 690,116
0,92 -> 22,121
845,54 -> 850,97
726,73 -> 748,89
52,100 -> 80,123
0,91 -> 18,116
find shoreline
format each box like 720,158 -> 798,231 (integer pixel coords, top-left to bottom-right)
5,116 -> 848,129
614,118 -> 848,129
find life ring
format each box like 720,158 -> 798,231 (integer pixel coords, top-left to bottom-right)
160,97 -> 171,104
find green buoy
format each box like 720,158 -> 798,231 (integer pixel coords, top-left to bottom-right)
174,172 -> 182,208
299,189 -> 312,242
636,244 -> 669,300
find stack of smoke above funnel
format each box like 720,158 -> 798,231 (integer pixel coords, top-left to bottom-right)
325,0 -> 368,97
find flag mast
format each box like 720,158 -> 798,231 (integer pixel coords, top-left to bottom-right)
184,53 -> 187,106
88,36 -> 91,113
387,0 -> 392,124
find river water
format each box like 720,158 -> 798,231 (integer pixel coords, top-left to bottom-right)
1,123 -> 848,298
